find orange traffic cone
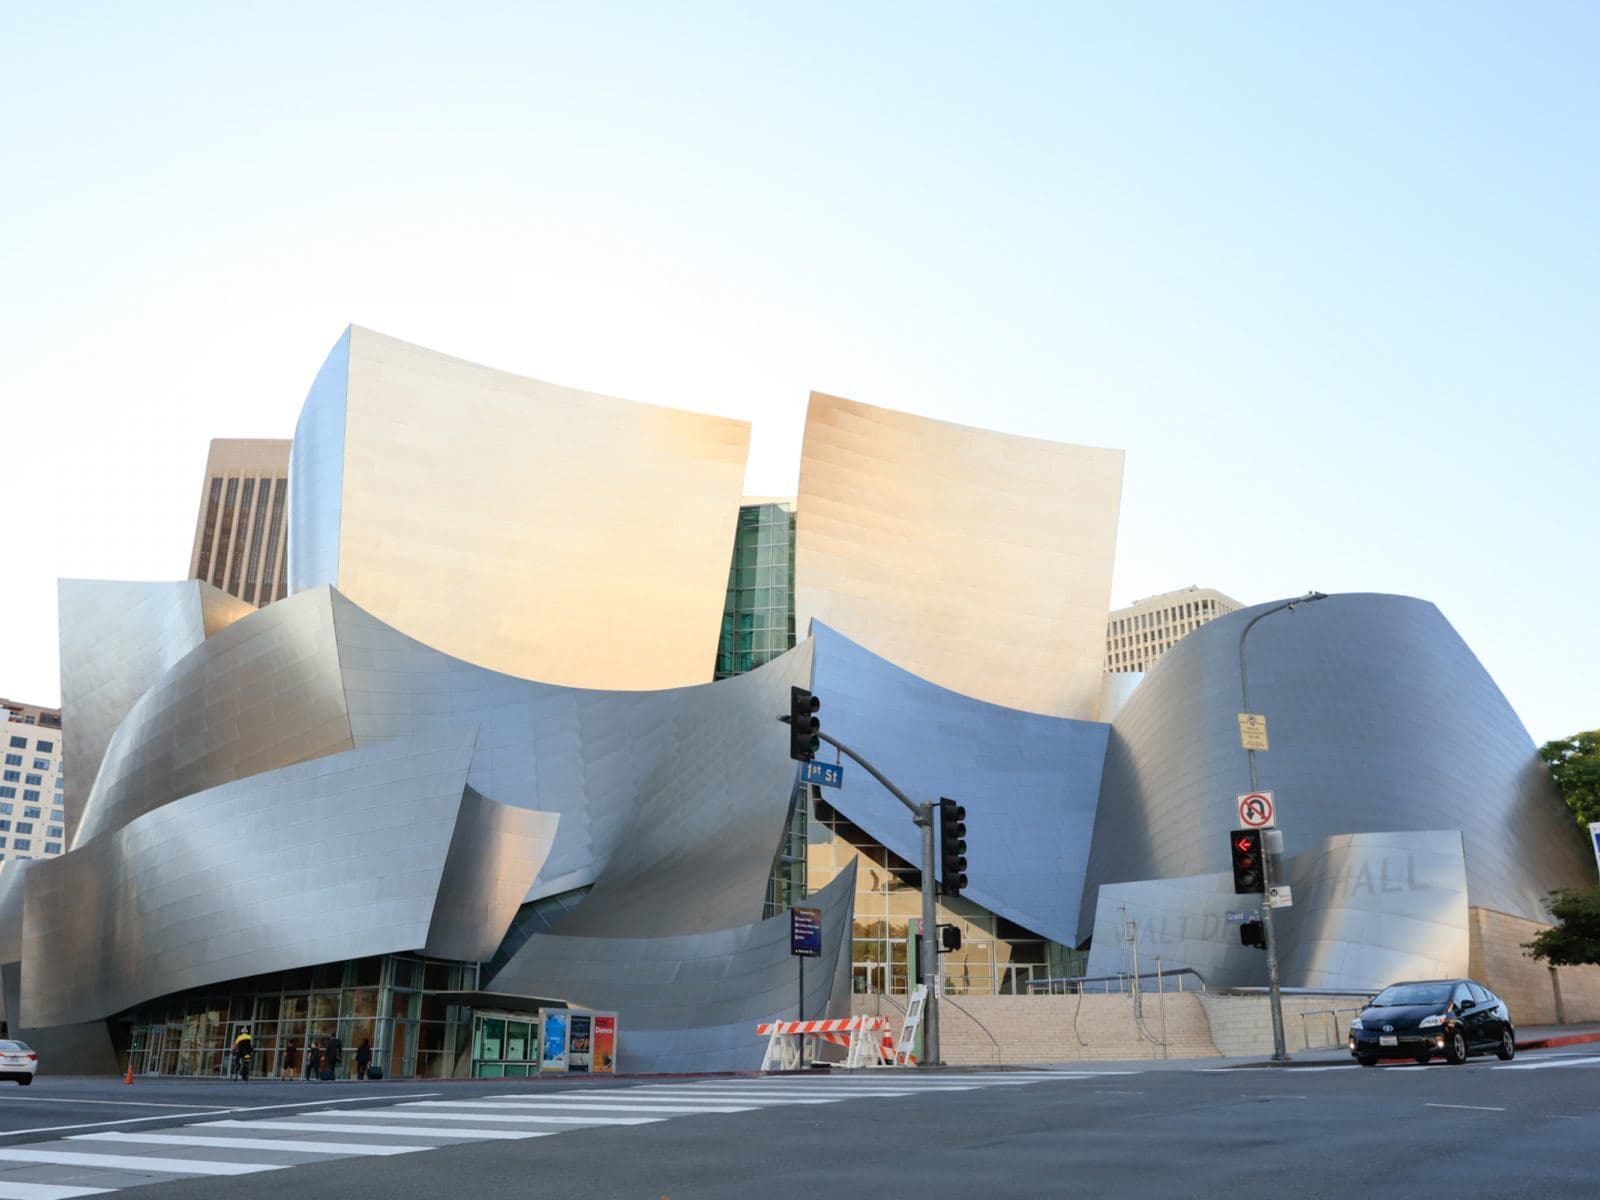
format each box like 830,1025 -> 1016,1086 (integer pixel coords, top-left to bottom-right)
123,1060 -> 134,1085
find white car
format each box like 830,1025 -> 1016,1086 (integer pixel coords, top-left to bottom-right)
0,1040 -> 36,1085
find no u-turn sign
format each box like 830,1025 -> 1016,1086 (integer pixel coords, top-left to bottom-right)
1237,790 -> 1275,829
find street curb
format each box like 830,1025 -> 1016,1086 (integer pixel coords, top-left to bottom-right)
1516,1031 -> 1600,1051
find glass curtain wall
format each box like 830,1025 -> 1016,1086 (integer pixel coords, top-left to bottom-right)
121,954 -> 474,1079
714,502 -> 796,679
807,795 -> 1069,996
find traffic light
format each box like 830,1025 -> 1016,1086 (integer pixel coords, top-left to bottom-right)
1230,829 -> 1264,894
1239,920 -> 1265,949
788,686 -> 821,762
939,798 -> 968,895
940,923 -> 962,953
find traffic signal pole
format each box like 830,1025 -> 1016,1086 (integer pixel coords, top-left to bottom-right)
805,727 -> 941,1067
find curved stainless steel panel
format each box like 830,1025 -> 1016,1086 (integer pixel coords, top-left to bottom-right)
57,579 -> 255,845
795,391 -> 1124,719
1080,592 -> 1591,941
286,326 -> 349,596
1084,831 -> 1471,992
809,622 -> 1107,945
21,730 -> 557,1028
73,587 -> 355,848
291,325 -> 750,691
485,862 -> 856,1074
328,590 -> 814,930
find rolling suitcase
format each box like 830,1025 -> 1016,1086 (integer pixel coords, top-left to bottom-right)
367,1065 -> 384,1080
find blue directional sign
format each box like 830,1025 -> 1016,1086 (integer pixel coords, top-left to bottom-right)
1590,824 -> 1600,881
790,906 -> 822,957
800,760 -> 844,789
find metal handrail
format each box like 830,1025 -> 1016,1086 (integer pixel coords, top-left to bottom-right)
1027,968 -> 1207,996
1297,1005 -> 1365,1050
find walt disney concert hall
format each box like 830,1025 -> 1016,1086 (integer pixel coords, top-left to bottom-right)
0,326 -> 1587,1077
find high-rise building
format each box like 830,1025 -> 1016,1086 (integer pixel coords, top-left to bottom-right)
187,438 -> 293,607
0,698 -> 65,861
1105,586 -> 1243,674
713,499 -> 796,679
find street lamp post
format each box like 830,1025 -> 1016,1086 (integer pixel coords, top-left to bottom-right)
1238,589 -> 1327,1064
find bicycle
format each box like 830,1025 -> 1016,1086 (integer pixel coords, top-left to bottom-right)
229,1049 -> 253,1083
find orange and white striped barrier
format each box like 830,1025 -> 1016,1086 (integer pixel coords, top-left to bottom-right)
756,1015 -> 913,1070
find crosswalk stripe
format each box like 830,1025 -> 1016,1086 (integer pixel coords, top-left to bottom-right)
626,1090 -> 899,1100
1495,1054 -> 1600,1071
198,1119 -> 546,1141
68,1131 -> 428,1156
311,1108 -> 664,1126
0,1148 -> 285,1176
401,1099 -> 755,1115
0,1184 -> 115,1200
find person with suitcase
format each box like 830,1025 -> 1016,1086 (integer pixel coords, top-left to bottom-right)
355,1038 -> 372,1081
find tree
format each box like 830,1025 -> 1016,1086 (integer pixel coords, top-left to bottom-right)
1525,887 -> 1600,966
1538,730 -> 1600,826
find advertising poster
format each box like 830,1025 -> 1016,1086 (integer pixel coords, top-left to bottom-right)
592,1014 -> 616,1074
539,1010 -> 569,1074
567,1013 -> 593,1072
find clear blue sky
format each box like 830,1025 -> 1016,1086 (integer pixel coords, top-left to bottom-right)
2,2 -> 1595,742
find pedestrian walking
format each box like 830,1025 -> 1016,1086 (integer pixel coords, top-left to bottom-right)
282,1038 -> 300,1081
304,1037 -> 320,1082
355,1038 -> 372,1081
324,1031 -> 342,1081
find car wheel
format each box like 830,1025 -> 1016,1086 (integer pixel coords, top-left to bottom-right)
1444,1030 -> 1468,1065
16,1076 -> 30,1086
1356,1054 -> 1379,1067
1496,1030 -> 1515,1061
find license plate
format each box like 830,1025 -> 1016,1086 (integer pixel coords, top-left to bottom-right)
1379,1036 -> 1398,1047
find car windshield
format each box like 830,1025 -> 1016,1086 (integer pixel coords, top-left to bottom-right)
0,1040 -> 29,1052
1370,983 -> 1453,1007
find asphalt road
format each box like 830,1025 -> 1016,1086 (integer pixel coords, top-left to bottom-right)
3,1049 -> 1599,1200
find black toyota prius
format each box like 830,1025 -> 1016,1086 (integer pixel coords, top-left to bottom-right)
1348,978 -> 1516,1066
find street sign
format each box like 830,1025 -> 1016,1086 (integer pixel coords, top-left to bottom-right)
1590,824 -> 1600,882
1238,713 -> 1269,751
1267,885 -> 1293,909
800,760 -> 844,789
1236,790 -> 1275,829
790,906 -> 822,957
1226,910 -> 1259,923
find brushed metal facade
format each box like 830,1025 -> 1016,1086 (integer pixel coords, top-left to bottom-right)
794,391 -> 1124,720
327,589 -> 815,928
1079,592 -> 1592,943
486,863 -> 856,1074
288,325 -> 751,692
57,579 -> 255,846
21,731 -> 557,1029
809,622 -> 1107,945
72,587 -> 355,849
1084,831 -> 1471,992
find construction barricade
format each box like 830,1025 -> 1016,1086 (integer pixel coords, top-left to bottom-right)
756,1015 -> 916,1071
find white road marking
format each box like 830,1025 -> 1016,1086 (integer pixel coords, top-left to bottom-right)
0,1148 -> 285,1175
314,1108 -> 663,1126
202,1119 -> 546,1141
68,1130 -> 427,1156
1425,1103 -> 1506,1112
0,1111 -> 240,1138
402,1099 -> 754,1115
1496,1054 -> 1600,1071
0,1098 -> 221,1110
0,1184 -> 115,1200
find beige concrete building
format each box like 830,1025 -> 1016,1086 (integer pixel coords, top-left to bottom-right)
1105,585 -> 1243,674
1,698 -> 65,860
187,438 -> 293,608
795,392 -> 1125,721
